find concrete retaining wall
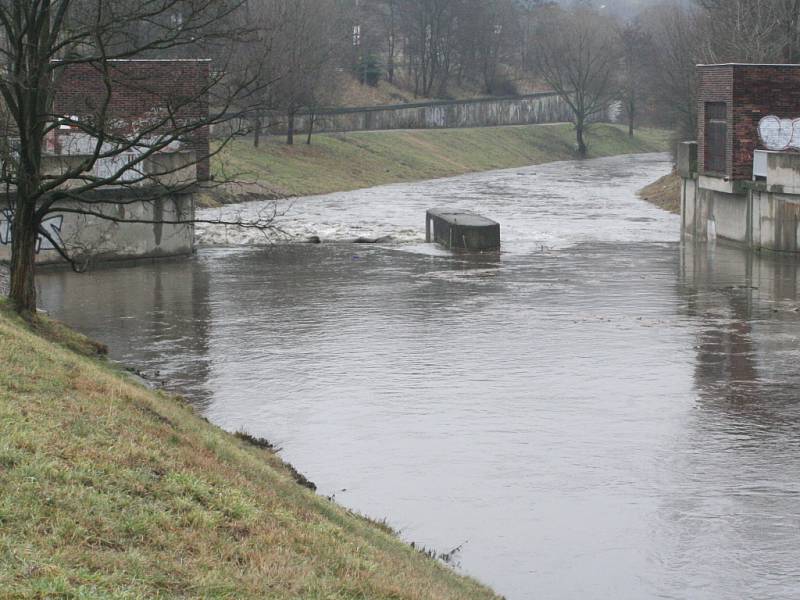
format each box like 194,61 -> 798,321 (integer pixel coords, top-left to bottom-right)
0,192 -> 195,265
216,93 -> 577,139
291,93 -> 573,134
680,143 -> 800,254
0,190 -> 194,264
0,152 -> 198,265
681,176 -> 800,253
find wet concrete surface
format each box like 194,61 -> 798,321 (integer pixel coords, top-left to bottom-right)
32,153 -> 800,599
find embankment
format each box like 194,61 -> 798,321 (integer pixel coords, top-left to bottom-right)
204,123 -> 671,205
0,302 -> 499,599
638,171 -> 681,214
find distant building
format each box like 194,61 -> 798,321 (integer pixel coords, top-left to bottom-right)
0,58 -> 210,265
681,63 -> 800,253
696,64 -> 800,181
49,58 -> 211,181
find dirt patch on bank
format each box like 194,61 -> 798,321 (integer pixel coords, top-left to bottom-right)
195,181 -> 285,208
639,171 -> 681,214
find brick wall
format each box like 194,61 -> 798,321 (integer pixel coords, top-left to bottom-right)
697,65 -> 734,179
698,64 -> 800,181
53,59 -> 211,181
732,65 -> 800,180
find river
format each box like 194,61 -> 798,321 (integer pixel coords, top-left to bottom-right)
35,153 -> 800,599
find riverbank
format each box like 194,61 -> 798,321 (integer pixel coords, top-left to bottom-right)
202,123 -> 671,206
638,171 -> 681,214
0,301 -> 499,599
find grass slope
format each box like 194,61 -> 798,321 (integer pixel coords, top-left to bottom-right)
0,302 -> 499,599
638,171 -> 681,214
208,123 -> 670,205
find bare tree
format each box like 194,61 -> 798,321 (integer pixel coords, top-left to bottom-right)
232,0 -> 282,149
398,0 -> 459,98
0,0 -> 274,316
348,0 -> 543,99
452,0 -> 517,95
532,5 -> 619,157
642,1 -> 706,144
695,0 -> 784,62
777,0 -> 800,62
617,20 -> 653,137
256,0 -> 347,146
640,0 -> 800,148
383,0 -> 399,84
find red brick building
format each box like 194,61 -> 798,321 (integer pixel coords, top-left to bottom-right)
697,63 -> 800,181
52,59 -> 211,181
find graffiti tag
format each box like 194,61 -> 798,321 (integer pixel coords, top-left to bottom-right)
0,209 -> 65,254
758,116 -> 800,151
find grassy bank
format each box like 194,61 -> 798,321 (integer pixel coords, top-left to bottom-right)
0,303 -> 499,599
206,123 -> 671,205
638,171 -> 681,214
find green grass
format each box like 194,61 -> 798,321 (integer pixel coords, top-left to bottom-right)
208,123 -> 671,204
0,300 -> 500,599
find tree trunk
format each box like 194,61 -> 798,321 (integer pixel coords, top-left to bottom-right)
286,110 -> 295,146
306,114 -> 315,145
387,42 -> 395,84
628,99 -> 635,137
253,117 -> 262,148
387,2 -> 396,83
8,196 -> 39,317
576,121 -> 587,158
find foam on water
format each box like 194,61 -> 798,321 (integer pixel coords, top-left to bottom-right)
197,153 -> 677,253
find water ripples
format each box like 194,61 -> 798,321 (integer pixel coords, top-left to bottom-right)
33,153 -> 800,599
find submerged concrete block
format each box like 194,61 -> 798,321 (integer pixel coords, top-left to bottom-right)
426,209 -> 500,251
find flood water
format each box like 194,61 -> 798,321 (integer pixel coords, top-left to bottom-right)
35,154 -> 800,599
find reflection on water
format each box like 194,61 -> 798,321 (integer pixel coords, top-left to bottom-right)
37,256 -> 215,408
657,243 -> 800,600
32,154 -> 800,600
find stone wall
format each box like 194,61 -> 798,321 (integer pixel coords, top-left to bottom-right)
267,93 -> 574,135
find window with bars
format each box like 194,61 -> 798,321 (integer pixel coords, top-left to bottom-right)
705,102 -> 728,174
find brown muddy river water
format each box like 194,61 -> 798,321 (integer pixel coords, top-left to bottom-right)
36,154 -> 800,599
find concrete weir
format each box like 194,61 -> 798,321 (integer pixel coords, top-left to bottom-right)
426,209 -> 500,251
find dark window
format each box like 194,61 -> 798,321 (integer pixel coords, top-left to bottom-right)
705,102 -> 728,174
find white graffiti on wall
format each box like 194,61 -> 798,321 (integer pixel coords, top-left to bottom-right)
758,116 -> 800,151
0,209 -> 64,253
55,133 -> 182,183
